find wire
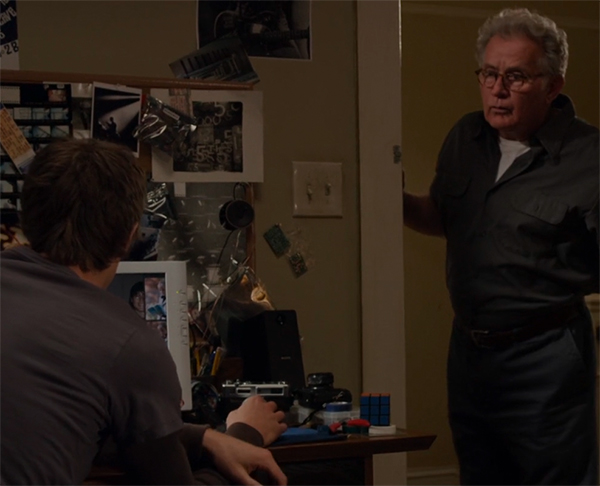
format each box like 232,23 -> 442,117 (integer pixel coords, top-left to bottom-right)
296,404 -> 326,427
216,229 -> 235,266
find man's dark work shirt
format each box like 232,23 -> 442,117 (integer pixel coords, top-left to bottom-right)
430,94 -> 599,320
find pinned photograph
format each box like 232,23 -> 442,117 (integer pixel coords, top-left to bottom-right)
91,82 -> 142,155
197,1 -> 311,60
151,88 -> 263,183
71,83 -> 93,139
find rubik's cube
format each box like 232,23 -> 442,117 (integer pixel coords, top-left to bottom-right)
360,393 -> 391,426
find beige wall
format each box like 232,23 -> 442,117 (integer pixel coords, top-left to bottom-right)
14,0 -> 599,477
402,0 -> 600,474
16,0 -> 362,399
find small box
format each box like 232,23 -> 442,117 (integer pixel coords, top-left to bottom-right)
321,408 -> 360,425
293,405 -> 359,425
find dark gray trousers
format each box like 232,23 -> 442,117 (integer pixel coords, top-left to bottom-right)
448,310 -> 598,485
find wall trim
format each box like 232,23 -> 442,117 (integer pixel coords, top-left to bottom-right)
407,466 -> 460,485
358,0 -> 406,483
585,293 -> 600,313
402,3 -> 599,31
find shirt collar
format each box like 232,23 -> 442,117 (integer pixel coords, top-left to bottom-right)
2,245 -> 79,279
473,93 -> 576,163
532,94 -> 575,162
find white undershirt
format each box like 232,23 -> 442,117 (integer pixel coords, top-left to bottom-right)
496,137 -> 531,181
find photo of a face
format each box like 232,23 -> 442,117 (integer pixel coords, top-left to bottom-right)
109,274 -> 169,344
47,88 -> 67,103
128,281 -> 146,319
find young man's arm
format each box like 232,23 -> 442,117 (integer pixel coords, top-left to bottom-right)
121,431 -> 197,484
121,425 -> 287,486
180,424 -> 287,486
226,395 -> 288,446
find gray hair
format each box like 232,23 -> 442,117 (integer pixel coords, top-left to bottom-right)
476,8 -> 569,78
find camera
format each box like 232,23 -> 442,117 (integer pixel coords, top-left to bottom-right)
295,372 -> 352,410
217,380 -> 293,419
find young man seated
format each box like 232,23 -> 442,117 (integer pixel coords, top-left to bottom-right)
0,139 -> 287,485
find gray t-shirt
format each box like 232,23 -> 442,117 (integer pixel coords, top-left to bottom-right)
1,247 -> 184,485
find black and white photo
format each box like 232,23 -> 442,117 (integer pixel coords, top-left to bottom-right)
174,100 -> 243,173
197,0 -> 311,60
150,89 -> 263,183
91,82 -> 141,155
71,83 -> 93,139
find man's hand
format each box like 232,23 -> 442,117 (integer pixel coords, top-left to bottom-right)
226,395 -> 287,446
202,428 -> 287,485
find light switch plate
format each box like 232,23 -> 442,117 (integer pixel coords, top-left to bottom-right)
293,161 -> 343,217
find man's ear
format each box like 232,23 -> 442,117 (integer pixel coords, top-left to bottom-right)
126,223 -> 140,248
546,75 -> 565,103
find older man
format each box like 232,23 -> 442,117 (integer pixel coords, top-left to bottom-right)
404,8 -> 598,485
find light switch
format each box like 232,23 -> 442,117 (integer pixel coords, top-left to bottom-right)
293,161 -> 343,217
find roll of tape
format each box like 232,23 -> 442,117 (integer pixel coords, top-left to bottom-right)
324,401 -> 352,412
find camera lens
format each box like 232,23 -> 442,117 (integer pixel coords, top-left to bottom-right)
307,372 -> 334,387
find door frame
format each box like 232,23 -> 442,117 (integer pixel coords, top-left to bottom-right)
357,1 -> 406,484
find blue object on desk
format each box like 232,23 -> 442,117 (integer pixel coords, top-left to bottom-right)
271,427 -> 347,446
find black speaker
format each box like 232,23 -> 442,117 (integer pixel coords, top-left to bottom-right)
240,310 -> 306,393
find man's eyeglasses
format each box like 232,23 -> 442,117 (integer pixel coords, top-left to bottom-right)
475,68 -> 545,92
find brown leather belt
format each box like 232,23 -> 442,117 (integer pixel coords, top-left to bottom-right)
455,305 -> 582,349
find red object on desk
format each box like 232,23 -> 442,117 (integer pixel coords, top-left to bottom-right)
330,418 -> 371,433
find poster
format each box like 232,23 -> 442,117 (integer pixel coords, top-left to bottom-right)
151,88 -> 263,183
197,1 -> 311,60
170,36 -> 259,84
91,82 -> 142,155
0,0 -> 19,70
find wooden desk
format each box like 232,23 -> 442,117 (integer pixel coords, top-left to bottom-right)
270,428 -> 436,485
85,429 -> 435,485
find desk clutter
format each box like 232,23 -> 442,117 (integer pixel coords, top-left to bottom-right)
359,392 -> 391,426
185,364 -> 395,441
183,310 -> 394,439
0,74 -> 316,428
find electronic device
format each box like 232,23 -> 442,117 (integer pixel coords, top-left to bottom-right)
295,372 -> 352,410
218,380 -> 293,417
107,260 -> 192,411
239,310 -> 306,393
221,380 -> 290,398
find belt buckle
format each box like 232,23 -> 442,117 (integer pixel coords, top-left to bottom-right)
470,329 -> 493,348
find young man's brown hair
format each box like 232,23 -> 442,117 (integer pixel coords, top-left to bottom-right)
20,138 -> 146,272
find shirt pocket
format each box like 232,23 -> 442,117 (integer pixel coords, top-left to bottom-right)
497,192 -> 569,257
438,173 -> 471,232
513,192 -> 568,225
440,173 -> 470,197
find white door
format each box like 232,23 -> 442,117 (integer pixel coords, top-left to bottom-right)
357,1 -> 406,484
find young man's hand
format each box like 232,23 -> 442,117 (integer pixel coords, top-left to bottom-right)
226,395 -> 287,446
202,428 -> 287,485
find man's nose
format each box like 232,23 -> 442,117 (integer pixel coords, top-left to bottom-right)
490,75 -> 510,96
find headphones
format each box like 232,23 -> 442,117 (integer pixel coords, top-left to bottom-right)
219,183 -> 254,231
